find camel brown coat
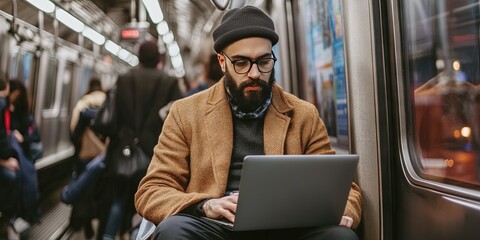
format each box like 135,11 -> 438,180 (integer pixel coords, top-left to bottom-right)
135,79 -> 362,228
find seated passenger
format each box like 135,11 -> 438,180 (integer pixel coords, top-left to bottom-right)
135,5 -> 361,240
0,78 -> 20,239
7,79 -> 42,225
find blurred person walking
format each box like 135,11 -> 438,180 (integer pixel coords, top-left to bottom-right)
98,41 -> 183,240
67,77 -> 106,239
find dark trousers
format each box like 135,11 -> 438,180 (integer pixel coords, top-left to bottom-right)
0,166 -> 19,218
152,214 -> 359,240
103,182 -> 127,239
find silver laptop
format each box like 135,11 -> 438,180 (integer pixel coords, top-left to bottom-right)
202,154 -> 359,231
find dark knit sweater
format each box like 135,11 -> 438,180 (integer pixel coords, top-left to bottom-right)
225,116 -> 265,192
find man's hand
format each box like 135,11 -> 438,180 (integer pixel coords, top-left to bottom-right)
202,193 -> 239,223
0,157 -> 20,171
339,216 -> 354,228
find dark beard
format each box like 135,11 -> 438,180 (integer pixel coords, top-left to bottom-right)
224,66 -> 275,112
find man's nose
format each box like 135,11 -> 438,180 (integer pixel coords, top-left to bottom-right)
247,63 -> 261,79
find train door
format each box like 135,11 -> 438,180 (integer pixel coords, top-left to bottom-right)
58,60 -> 75,148
37,46 -> 78,168
386,0 -> 480,239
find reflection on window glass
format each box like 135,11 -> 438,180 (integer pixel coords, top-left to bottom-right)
402,0 -> 480,186
44,57 -> 58,109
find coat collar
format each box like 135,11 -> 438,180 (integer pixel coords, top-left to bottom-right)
204,78 -> 294,184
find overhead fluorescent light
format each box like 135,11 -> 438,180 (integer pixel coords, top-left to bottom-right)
128,55 -> 139,66
82,27 -> 105,45
162,32 -> 174,45
171,54 -> 183,68
118,49 -> 131,61
174,67 -> 185,78
167,42 -> 180,56
55,8 -> 85,32
105,40 -> 121,55
26,0 -> 55,13
142,0 -> 164,24
156,21 -> 169,35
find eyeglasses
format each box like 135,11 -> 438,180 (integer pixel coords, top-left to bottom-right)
222,52 -> 277,74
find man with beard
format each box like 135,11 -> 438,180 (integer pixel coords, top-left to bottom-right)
135,5 -> 361,240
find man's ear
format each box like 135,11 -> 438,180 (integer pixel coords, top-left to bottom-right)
217,54 -> 226,72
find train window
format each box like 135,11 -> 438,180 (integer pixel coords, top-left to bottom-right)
76,67 -> 93,102
297,0 -> 349,147
401,0 -> 480,187
43,57 -> 58,109
9,52 -> 34,86
21,53 -> 34,88
8,54 -> 19,79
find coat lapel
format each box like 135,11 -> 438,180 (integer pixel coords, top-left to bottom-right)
264,84 -> 293,155
205,81 -> 233,184
264,108 -> 290,155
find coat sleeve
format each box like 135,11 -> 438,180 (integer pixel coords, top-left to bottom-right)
135,101 -> 210,224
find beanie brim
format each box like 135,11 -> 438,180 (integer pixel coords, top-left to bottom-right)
213,26 -> 278,53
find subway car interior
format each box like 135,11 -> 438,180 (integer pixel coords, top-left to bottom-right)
0,0 -> 479,239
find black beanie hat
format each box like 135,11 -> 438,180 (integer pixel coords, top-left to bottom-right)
213,6 -> 279,53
